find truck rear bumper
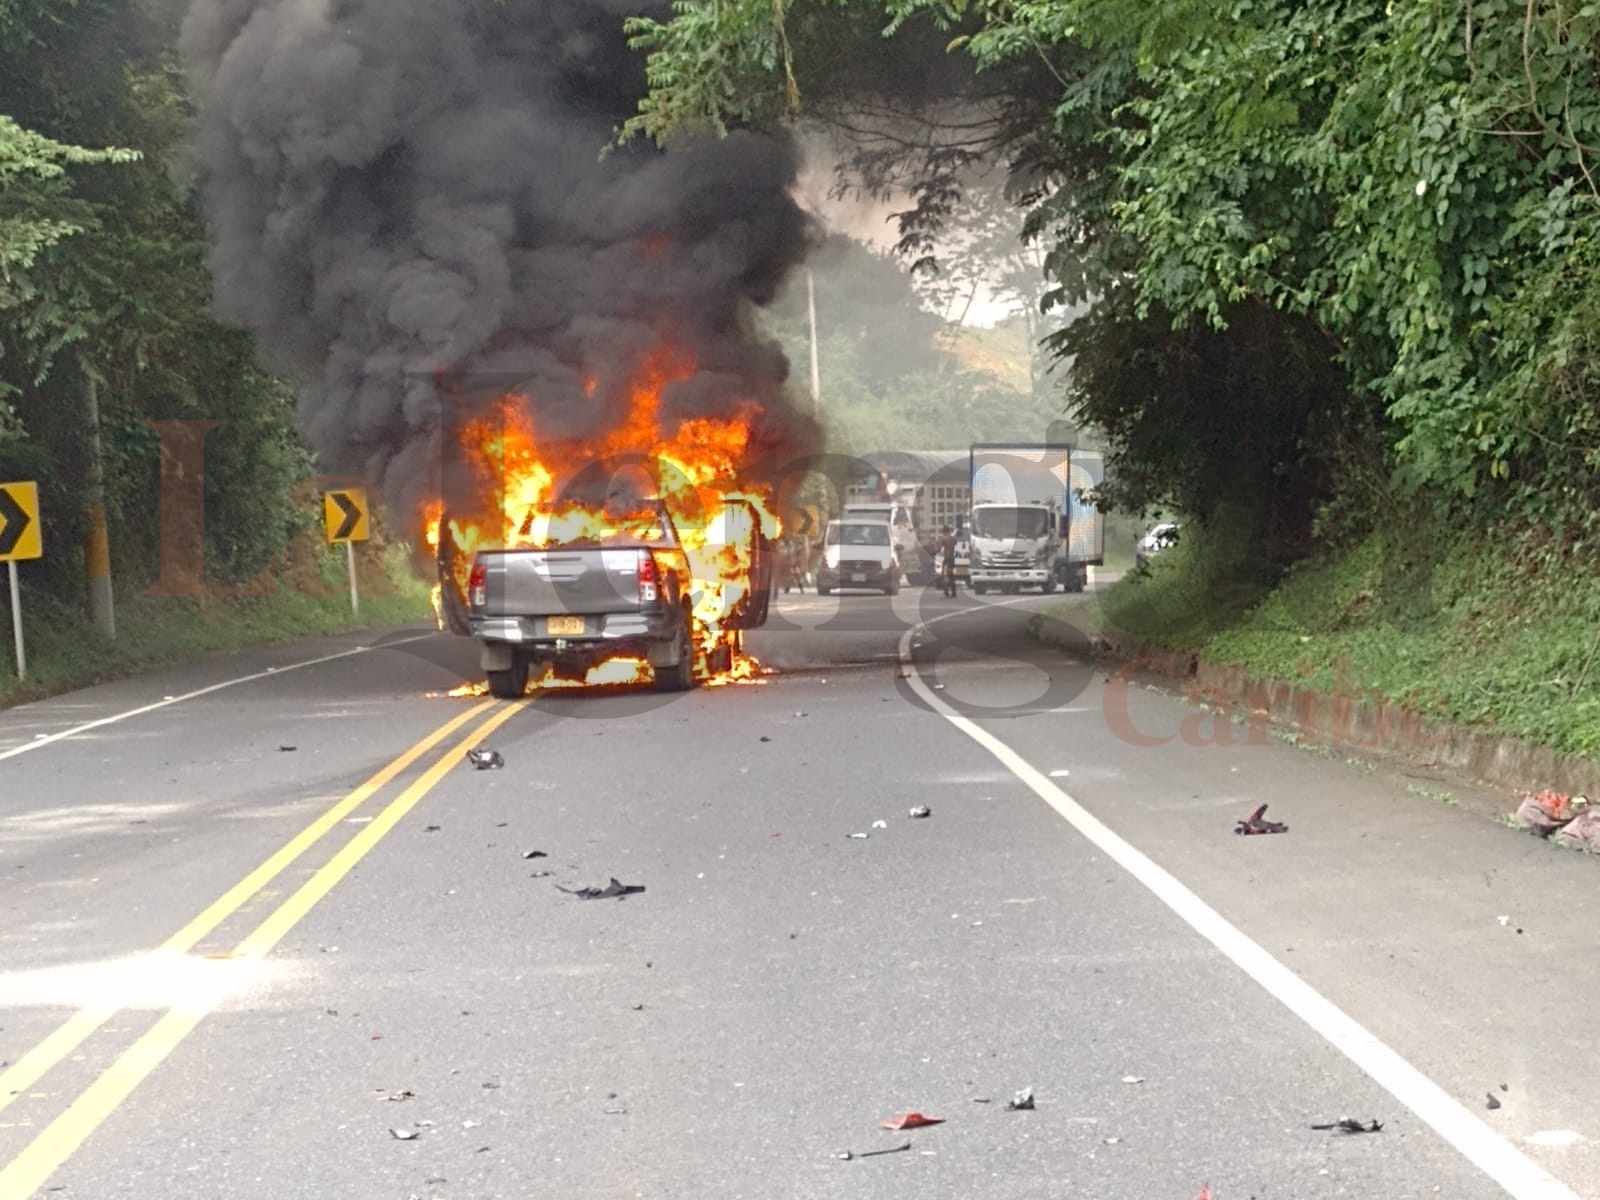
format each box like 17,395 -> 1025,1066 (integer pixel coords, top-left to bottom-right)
470,610 -> 679,669
470,610 -> 675,643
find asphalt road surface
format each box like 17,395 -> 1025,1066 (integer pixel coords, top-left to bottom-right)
2,578 -> 1598,1200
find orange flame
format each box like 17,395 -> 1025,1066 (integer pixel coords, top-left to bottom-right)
425,348 -> 778,689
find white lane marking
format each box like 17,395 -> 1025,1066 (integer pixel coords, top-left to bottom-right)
0,634 -> 435,763
897,607 -> 1582,1200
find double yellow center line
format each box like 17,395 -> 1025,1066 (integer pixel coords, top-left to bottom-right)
0,697 -> 526,1200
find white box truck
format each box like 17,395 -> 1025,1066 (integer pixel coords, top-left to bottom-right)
967,443 -> 1104,594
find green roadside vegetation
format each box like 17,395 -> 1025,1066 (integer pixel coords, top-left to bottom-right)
1064,518 -> 1600,761
0,544 -> 433,708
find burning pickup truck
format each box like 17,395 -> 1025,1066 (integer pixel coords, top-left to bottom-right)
463,495 -> 773,697
423,354 -> 788,696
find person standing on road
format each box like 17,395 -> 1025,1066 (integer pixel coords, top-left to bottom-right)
783,536 -> 807,594
938,525 -> 958,598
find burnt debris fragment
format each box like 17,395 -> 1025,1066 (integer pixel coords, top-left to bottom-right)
1005,1087 -> 1035,1111
556,877 -> 645,900
1235,803 -> 1288,835
1311,1117 -> 1383,1134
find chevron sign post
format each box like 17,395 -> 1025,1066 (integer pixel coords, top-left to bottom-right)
0,481 -> 42,679
322,489 -> 369,616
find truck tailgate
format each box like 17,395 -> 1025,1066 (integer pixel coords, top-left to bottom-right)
481,548 -> 645,616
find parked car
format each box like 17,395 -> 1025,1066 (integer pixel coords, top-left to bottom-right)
817,519 -> 901,595
1135,521 -> 1180,569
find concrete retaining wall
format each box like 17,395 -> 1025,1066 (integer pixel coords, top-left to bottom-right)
1053,622 -> 1600,799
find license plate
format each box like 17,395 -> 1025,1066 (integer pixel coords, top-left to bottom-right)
547,615 -> 585,636
851,573 -> 867,582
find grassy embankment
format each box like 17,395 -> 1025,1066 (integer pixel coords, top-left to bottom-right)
0,543 -> 434,708
1049,518 -> 1600,761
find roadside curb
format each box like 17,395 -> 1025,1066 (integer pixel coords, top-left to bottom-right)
1026,612 -> 1600,802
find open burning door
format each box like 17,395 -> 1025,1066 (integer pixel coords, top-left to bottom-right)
436,528 -> 473,637
690,496 -> 774,633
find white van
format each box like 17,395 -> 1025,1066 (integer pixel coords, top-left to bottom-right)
817,519 -> 901,596
842,502 -> 918,571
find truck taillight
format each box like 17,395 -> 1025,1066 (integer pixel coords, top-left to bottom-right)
468,560 -> 487,608
637,549 -> 658,603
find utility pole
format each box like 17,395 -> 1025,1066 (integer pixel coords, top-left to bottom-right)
84,373 -> 115,638
806,267 -> 821,417
937,277 -> 982,378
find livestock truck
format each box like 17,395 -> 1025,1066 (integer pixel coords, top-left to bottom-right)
966,443 -> 1104,594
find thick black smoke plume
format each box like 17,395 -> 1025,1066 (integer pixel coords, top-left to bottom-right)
178,0 -> 820,532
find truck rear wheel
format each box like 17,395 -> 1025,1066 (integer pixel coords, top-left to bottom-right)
1042,576 -> 1057,594
652,613 -> 697,693
486,651 -> 529,699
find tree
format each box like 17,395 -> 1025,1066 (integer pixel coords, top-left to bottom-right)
0,0 -> 319,603
621,0 -> 1600,552
0,113 -> 138,443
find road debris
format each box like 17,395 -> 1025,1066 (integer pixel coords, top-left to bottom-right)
1235,803 -> 1288,835
380,1089 -> 416,1102
880,1112 -> 943,1130
1486,1092 -> 1502,1110
424,825 -> 441,832
971,1097 -> 992,1104
279,745 -> 297,752
848,832 -> 870,839
1512,789 -> 1584,836
556,877 -> 645,900
1006,1087 -> 1035,1111
522,850 -> 548,859
872,820 -> 888,829
388,1127 -> 421,1140
760,735 -> 772,743
1312,1118 -> 1383,1134
1121,1075 -> 1144,1085
603,1092 -> 627,1114
909,806 -> 931,818
466,747 -> 504,770
529,870 -> 552,878
1556,803 -> 1600,850
838,1141 -> 913,1161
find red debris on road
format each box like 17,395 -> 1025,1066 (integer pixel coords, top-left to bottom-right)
879,1112 -> 944,1130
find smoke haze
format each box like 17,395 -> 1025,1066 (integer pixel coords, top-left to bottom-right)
179,0 -> 820,525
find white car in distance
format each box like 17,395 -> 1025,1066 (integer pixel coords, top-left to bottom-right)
1135,522 -> 1180,569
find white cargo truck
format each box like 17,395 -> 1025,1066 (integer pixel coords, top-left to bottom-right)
966,443 -> 1104,595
